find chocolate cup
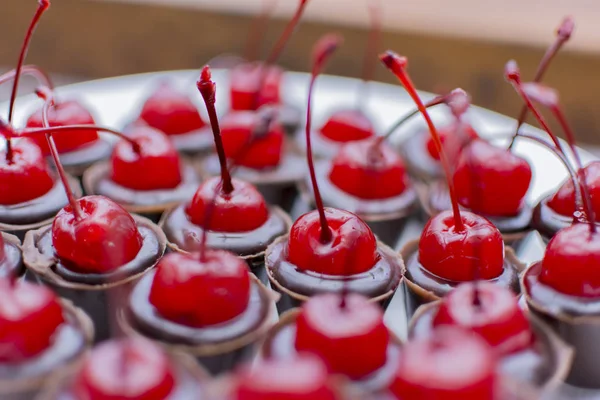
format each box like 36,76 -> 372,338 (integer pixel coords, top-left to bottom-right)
530,195 -> 599,242
0,173 -> 82,240
21,215 -> 167,342
400,239 -> 525,317
297,160 -> 419,246
265,235 -> 405,313
36,347 -> 209,400
1,299 -> 94,400
408,301 -> 573,391
82,158 -> 202,222
416,180 -> 533,245
261,308 -> 403,395
0,232 -> 24,279
56,138 -> 113,178
398,129 -> 443,183
118,274 -> 278,375
522,262 -> 600,389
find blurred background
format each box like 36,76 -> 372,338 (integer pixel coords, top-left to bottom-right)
3,0 -> 600,146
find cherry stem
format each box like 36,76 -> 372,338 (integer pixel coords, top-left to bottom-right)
306,34 -> 343,244
35,85 -> 82,220
357,0 -> 382,108
0,65 -> 53,90
6,0 -> 51,163
197,66 -> 235,195
380,51 -> 464,231
508,16 -> 574,149
245,0 -> 279,61
382,94 -> 449,141
265,0 -> 309,66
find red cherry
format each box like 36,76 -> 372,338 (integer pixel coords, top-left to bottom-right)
52,195 -> 143,274
433,282 -> 532,354
539,223 -> 600,297
419,210 -> 504,282
74,338 -> 176,400
0,278 -> 64,362
186,177 -> 269,232
319,109 -> 375,142
139,82 -> 205,135
229,62 -> 283,111
25,100 -> 99,154
235,355 -> 338,400
425,121 -> 478,161
295,293 -> 389,379
149,250 -> 251,326
389,327 -> 497,400
328,137 -> 409,199
288,208 -> 378,275
0,138 -> 54,205
110,126 -> 182,190
453,139 -> 532,216
220,110 -> 284,169
548,161 -> 600,221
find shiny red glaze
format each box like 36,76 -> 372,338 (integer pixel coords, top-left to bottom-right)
235,355 -> 339,400
139,82 -> 205,135
111,126 -> 182,190
229,62 -> 283,111
295,293 -> 389,379
26,100 -> 99,154
185,177 -> 269,232
453,139 -> 532,216
540,223 -> 600,297
389,327 -> 497,400
0,278 -> 64,362
0,138 -> 54,205
328,138 -> 409,199
74,338 -> 176,400
52,195 -> 143,274
319,109 -> 375,142
220,111 -> 284,169
433,282 -> 532,354
425,121 -> 479,161
288,208 -> 378,275
419,210 -> 504,282
149,250 -> 251,326
548,161 -> 600,221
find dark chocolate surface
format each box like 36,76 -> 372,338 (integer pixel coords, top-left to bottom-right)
162,205 -> 288,255
128,271 -> 269,346
0,240 -> 23,278
266,238 -> 402,298
398,129 -> 443,181
35,224 -> 163,285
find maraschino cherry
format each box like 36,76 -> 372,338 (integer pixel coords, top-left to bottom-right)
0,277 -> 64,362
73,338 -> 176,400
288,34 -> 378,276
389,326 -> 497,399
380,51 -> 504,282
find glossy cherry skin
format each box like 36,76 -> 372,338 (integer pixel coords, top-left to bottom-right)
52,195 -> 143,274
0,138 -> 54,205
149,250 -> 251,327
139,82 -> 205,135
453,139 -> 532,216
288,208 -> 378,275
328,138 -> 409,199
26,100 -> 99,154
419,210 -> 504,282
425,121 -> 479,161
548,161 -> 600,221
433,282 -> 532,355
0,278 -> 65,362
319,109 -> 375,143
539,223 -> 600,297
235,355 -> 338,400
295,293 -> 389,379
73,338 -> 176,400
389,327 -> 497,400
185,177 -> 269,232
229,62 -> 283,111
220,111 -> 285,169
111,126 -> 182,190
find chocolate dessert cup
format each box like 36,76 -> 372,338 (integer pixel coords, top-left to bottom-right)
530,194 -> 599,241
0,232 -> 24,279
22,214 -> 167,342
398,129 -> 444,183
53,138 -> 113,178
